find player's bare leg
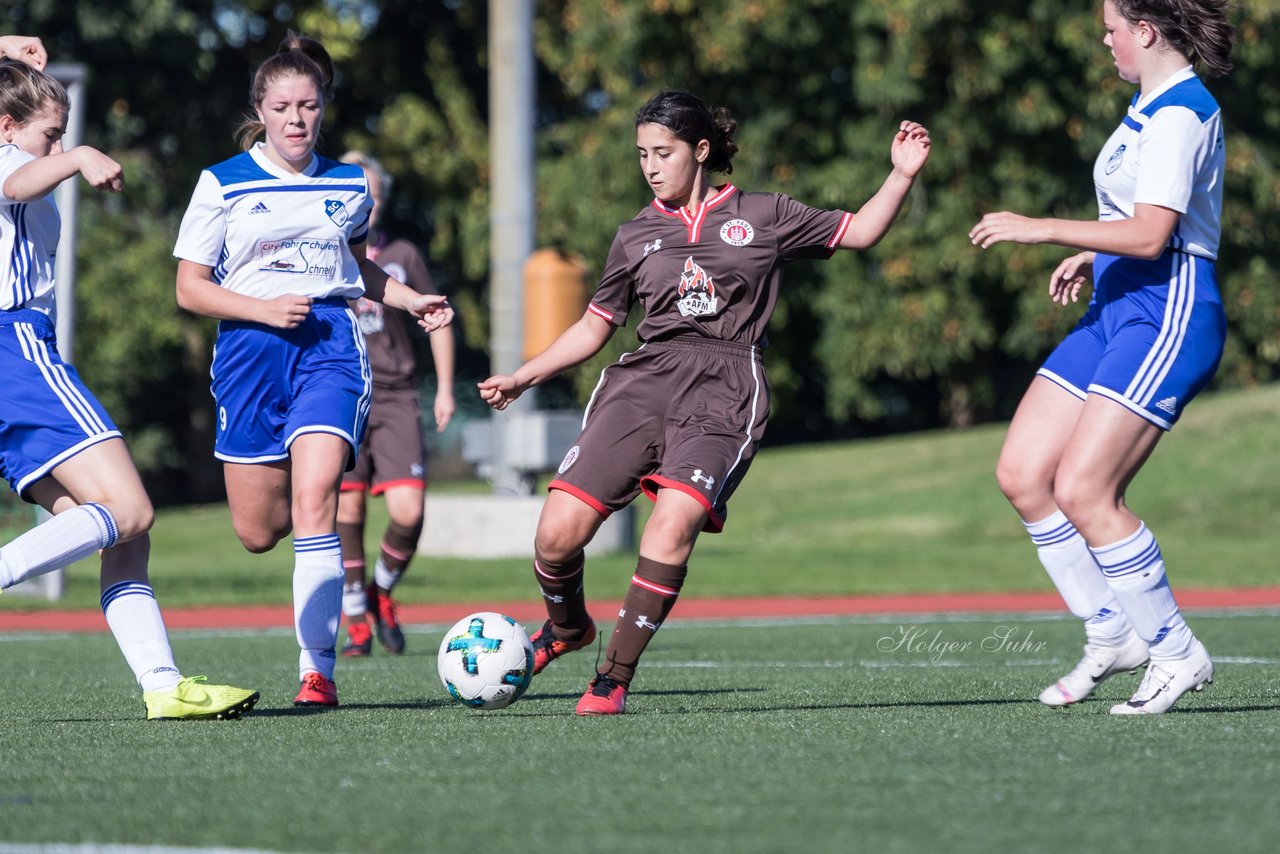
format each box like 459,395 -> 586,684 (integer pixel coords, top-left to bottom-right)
223,460 -> 292,553
1055,396 -> 1210,714
997,380 -> 1146,706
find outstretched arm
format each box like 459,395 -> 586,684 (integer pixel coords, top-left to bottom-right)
2,147 -> 123,201
837,121 -> 932,250
355,250 -> 453,332
477,311 -> 616,411
969,203 -> 1179,261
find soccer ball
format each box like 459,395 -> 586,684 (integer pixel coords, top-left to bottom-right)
437,612 -> 534,710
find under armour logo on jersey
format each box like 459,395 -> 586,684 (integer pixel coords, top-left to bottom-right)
324,199 -> 349,226
634,614 -> 660,632
1155,396 -> 1178,415
690,469 -> 715,490
249,201 -> 271,214
643,238 -> 662,257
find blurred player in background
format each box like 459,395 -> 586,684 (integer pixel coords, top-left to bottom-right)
336,151 -> 455,657
0,44 -> 258,720
971,0 -> 1236,714
480,90 -> 931,715
173,33 -> 452,708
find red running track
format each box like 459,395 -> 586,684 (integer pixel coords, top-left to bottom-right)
3,587 -> 1280,633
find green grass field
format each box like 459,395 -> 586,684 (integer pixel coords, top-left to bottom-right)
1,613 -> 1278,852
3,386 -> 1280,852
4,384 -> 1280,612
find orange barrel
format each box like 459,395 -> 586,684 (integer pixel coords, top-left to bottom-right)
523,248 -> 588,360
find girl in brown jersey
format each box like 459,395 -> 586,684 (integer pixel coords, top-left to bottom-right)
479,90 -> 930,715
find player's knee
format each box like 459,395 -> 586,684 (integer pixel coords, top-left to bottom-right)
533,526 -> 586,565
995,456 -> 1049,512
1051,476 -> 1104,528
234,522 -> 286,554
106,499 -> 154,542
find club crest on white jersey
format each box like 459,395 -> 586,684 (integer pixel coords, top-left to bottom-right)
325,199 -> 349,226
676,256 -> 720,318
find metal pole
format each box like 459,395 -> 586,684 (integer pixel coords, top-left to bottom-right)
488,0 -> 536,495
49,63 -> 86,363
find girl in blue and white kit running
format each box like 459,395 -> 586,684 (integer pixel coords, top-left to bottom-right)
970,0 -> 1236,715
0,49 -> 258,720
173,32 -> 452,708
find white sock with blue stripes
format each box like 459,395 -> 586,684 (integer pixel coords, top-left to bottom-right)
101,580 -> 181,692
1091,522 -> 1194,660
1024,511 -> 1132,644
293,533 -> 343,681
0,502 -> 119,590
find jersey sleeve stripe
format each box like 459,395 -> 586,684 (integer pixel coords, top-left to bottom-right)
826,211 -> 854,248
587,302 -> 617,323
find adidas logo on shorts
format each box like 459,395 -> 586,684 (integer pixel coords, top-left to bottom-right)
1154,396 -> 1178,415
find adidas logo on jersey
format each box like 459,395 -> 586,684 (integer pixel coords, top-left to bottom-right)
249,201 -> 271,214
1154,396 -> 1178,414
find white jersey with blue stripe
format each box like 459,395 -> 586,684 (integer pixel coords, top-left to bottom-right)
0,144 -> 59,317
173,143 -> 373,300
1093,66 -> 1224,260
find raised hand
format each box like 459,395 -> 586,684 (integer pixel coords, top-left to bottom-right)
891,121 -> 931,179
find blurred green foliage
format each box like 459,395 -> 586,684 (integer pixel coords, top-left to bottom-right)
5,0 -> 1278,499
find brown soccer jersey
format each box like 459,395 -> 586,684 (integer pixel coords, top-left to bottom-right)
549,187 -> 850,531
352,237 -> 440,391
586,186 -> 852,345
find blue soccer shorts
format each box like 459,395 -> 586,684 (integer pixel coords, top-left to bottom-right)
210,298 -> 371,465
0,311 -> 122,499
1038,250 -> 1225,430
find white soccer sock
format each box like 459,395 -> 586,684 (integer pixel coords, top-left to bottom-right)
101,581 -> 181,693
373,556 -> 402,592
293,534 -> 343,680
1023,511 -> 1132,644
342,578 -> 368,619
0,503 -> 119,590
1090,522 -> 1194,659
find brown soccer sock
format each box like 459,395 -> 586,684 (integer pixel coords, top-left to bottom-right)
600,556 -> 688,686
373,517 -> 424,591
337,520 -> 367,618
533,551 -> 589,638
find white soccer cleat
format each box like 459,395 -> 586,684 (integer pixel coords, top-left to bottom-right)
1110,639 -> 1213,715
1039,631 -> 1150,707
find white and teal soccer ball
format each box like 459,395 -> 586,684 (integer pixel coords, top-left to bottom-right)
437,612 -> 534,710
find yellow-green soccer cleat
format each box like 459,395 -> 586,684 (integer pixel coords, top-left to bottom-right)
144,675 -> 260,721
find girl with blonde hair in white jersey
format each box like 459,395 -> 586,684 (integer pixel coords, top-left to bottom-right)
173,32 -> 452,707
0,46 -> 258,720
970,0 -> 1236,714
